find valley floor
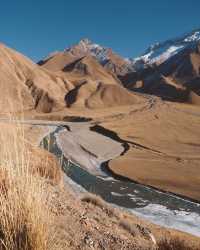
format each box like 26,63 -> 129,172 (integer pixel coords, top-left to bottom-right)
21,95 -> 200,201
1,95 -> 200,245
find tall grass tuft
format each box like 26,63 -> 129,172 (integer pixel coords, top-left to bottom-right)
0,116 -> 62,250
157,237 -> 200,250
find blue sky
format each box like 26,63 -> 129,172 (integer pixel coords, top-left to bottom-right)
1,0 -> 200,61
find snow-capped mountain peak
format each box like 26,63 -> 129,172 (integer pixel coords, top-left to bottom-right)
39,29 -> 200,74
78,38 -> 102,51
132,29 -> 200,67
184,30 -> 200,42
64,38 -> 111,64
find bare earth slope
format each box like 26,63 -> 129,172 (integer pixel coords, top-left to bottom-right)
65,81 -> 145,108
62,55 -> 120,85
0,43 -> 143,115
0,43 -> 68,114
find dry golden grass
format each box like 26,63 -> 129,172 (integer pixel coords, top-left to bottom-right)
119,220 -> 139,237
81,193 -> 120,218
0,117 -> 63,250
157,237 -> 200,250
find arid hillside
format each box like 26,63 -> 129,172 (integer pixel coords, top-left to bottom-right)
0,122 -> 199,250
0,35 -> 200,248
0,43 -> 70,114
0,43 -> 145,115
1,39 -> 200,202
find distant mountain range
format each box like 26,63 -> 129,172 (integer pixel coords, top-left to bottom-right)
39,28 -> 200,70
39,28 -> 200,105
0,28 -> 199,115
132,29 -> 200,66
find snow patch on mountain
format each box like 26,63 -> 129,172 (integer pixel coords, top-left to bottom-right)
184,31 -> 200,42
135,44 -> 185,65
132,29 -> 200,67
40,29 -> 200,72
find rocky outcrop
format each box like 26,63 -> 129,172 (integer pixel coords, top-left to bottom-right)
25,79 -> 55,113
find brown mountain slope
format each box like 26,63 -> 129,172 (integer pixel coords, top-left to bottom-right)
101,48 -> 131,76
38,51 -> 77,72
0,43 -> 68,114
121,42 -> 200,105
0,43 -> 146,114
62,55 -> 120,85
39,38 -> 130,78
65,81 -> 145,108
38,46 -> 145,109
